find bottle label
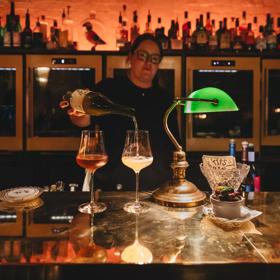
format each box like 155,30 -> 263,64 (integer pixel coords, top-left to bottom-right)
220,33 -> 231,49
248,151 -> 255,162
70,89 -> 87,113
196,31 -> 207,44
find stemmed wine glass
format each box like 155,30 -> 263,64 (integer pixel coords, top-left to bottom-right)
122,130 -> 153,214
76,130 -> 108,214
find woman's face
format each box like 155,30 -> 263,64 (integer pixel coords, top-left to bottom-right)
128,40 -> 162,88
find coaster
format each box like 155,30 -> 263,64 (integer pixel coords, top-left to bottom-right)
0,187 -> 44,203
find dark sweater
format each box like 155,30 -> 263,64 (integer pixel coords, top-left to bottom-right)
92,76 -> 180,191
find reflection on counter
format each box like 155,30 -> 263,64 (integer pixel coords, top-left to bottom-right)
0,192 -> 279,266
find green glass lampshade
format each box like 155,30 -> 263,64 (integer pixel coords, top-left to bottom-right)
184,87 -> 239,113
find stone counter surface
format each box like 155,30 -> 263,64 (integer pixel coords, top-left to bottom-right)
0,191 -> 280,280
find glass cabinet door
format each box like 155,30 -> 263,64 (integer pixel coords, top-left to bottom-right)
26,55 -> 102,151
262,59 -> 280,146
0,55 -> 23,151
186,57 -> 260,151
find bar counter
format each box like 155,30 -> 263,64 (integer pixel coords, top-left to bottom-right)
0,191 -> 280,279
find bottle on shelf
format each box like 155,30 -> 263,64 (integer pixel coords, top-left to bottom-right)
155,17 -> 168,50
277,17 -> 280,50
239,140 -> 249,194
32,17 -> 44,48
195,14 -> 208,50
144,10 -> 153,34
239,11 -> 248,43
229,17 -> 236,45
47,19 -> 60,49
130,10 -> 140,44
232,18 -> 243,52
21,9 -> 33,49
208,19 -> 218,51
182,11 -> 189,44
60,89 -> 135,118
39,15 -> 48,44
116,11 -> 123,49
205,12 -> 212,35
229,139 -> 236,158
64,5 -> 74,46
245,23 -> 255,51
59,8 -> 69,48
219,17 -> 231,51
0,16 -> 4,47
183,21 -> 192,50
266,17 -> 277,50
248,143 -> 261,192
253,16 -> 258,35
122,4 -> 128,28
255,25 -> 267,52
4,0 -> 21,48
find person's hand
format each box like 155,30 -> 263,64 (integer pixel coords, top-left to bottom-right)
67,108 -> 86,117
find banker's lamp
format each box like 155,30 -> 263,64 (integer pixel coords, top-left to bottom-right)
152,87 -> 239,207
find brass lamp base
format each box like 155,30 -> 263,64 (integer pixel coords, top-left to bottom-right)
152,179 -> 206,208
152,150 -> 206,208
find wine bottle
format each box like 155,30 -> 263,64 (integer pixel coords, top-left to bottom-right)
21,9 -> 33,49
245,23 -> 255,51
130,10 -> 140,44
229,139 -> 236,157
219,17 -> 231,51
208,19 -> 218,51
32,17 -> 44,48
0,16 -> 4,47
239,140 -> 249,194
248,143 -> 261,192
60,89 -> 135,118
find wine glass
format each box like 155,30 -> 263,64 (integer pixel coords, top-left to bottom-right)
76,130 -> 108,214
122,130 -> 153,214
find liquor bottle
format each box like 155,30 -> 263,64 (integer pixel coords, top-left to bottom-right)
277,17 -> 280,50
116,12 -> 123,49
32,17 -> 44,48
65,5 -> 74,45
47,20 -> 59,49
184,21 -> 192,50
239,140 -> 249,193
121,4 -> 128,28
40,15 -> 48,44
130,10 -> 140,44
219,18 -> 231,51
266,17 -> 277,50
120,20 -> 129,49
215,20 -> 223,47
248,143 -> 261,192
229,139 -> 236,157
205,12 -> 212,35
60,9 -> 68,48
245,23 -> 255,51
4,0 -> 21,48
208,19 -> 218,51
170,17 -> 182,50
229,17 -> 236,45
182,11 -> 189,45
0,17 -> 4,47
168,19 -> 176,49
255,25 -> 267,52
232,18 -> 243,52
144,10 -> 153,34
21,9 -> 33,49
239,11 -> 248,43
195,14 -> 208,50
253,16 -> 258,35
155,17 -> 168,50
60,89 -> 135,117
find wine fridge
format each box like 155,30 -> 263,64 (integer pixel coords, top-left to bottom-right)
186,57 -> 260,151
26,54 -> 102,151
261,59 -> 280,146
0,55 -> 23,151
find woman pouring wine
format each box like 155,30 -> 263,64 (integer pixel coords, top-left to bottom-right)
69,33 -> 180,191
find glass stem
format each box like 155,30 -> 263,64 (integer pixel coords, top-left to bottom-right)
90,170 -> 96,209
135,171 -> 140,203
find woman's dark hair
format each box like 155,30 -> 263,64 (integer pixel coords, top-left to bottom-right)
130,33 -> 163,57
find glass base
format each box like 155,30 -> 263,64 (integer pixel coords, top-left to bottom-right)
78,202 -> 107,214
123,201 -> 150,214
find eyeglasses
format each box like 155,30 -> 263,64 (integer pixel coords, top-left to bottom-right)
134,50 -> 162,65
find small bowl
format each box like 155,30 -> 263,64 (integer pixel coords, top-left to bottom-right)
210,194 -> 245,220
